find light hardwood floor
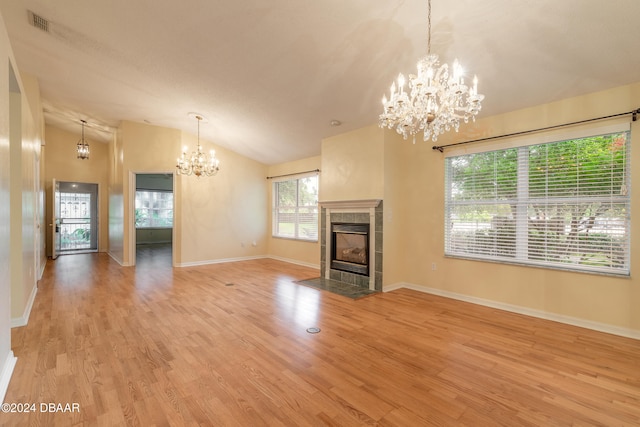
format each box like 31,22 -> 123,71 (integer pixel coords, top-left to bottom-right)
2,250 -> 640,426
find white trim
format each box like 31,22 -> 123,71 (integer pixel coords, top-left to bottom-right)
128,171 -> 136,267
38,257 -> 46,279
384,282 -> 640,341
368,208 -> 376,290
319,199 -> 381,209
107,251 -> 127,266
267,255 -> 320,270
0,351 -> 17,403
324,208 -> 331,279
176,255 -> 268,267
11,285 -> 37,328
176,255 -> 320,270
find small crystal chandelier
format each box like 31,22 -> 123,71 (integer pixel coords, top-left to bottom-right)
176,113 -> 220,177
379,0 -> 484,142
76,119 -> 89,159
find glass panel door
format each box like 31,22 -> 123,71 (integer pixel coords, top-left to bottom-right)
57,182 -> 98,253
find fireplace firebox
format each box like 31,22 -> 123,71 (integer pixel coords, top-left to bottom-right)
331,223 -> 369,276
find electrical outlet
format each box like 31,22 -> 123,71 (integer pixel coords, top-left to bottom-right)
431,262 -> 437,271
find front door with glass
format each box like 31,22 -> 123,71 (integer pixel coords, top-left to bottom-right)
54,181 -> 98,254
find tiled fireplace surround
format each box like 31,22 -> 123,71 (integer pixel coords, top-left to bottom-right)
320,199 -> 383,291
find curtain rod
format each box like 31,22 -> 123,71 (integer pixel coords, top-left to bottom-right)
266,169 -> 320,180
432,108 -> 640,152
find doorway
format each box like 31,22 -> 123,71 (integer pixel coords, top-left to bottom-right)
134,173 -> 174,266
52,181 -> 98,257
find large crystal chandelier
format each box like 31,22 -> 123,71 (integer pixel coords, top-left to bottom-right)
379,0 -> 484,142
176,113 -> 220,177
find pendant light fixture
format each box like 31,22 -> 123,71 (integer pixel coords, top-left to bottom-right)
76,119 -> 89,159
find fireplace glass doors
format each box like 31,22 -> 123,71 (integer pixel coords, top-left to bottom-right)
331,223 -> 369,276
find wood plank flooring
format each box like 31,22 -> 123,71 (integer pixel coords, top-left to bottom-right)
2,249 -> 640,426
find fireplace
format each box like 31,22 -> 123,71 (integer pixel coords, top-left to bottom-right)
331,223 -> 369,276
320,199 -> 382,291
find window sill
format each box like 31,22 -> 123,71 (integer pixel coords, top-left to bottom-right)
272,235 -> 318,243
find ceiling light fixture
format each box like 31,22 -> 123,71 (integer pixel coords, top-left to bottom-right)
76,119 -> 89,160
379,0 -> 484,142
176,113 -> 220,177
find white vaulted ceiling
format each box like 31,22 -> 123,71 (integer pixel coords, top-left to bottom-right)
1,0 -> 639,164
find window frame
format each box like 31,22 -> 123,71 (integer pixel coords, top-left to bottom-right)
135,190 -> 174,229
272,174 -> 319,242
444,126 -> 631,276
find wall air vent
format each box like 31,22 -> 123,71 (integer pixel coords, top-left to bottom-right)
27,10 -> 50,33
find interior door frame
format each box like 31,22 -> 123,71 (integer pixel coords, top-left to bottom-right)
128,170 -> 176,267
51,178 -> 60,259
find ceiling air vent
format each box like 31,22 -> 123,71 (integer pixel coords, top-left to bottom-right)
27,10 -> 50,33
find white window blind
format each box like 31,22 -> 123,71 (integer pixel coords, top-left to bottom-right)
444,129 -> 631,275
272,175 -> 319,241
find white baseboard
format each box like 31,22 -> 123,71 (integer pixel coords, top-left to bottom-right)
176,255 -> 268,268
384,282 -> 640,341
0,351 -> 17,403
267,256 -> 320,270
107,251 -> 128,267
175,255 -> 320,270
11,284 -> 37,328
38,257 -> 46,280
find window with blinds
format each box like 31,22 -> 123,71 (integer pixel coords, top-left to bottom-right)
135,190 -> 174,228
444,131 -> 630,275
272,175 -> 319,241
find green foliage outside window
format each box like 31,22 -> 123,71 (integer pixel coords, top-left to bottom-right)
445,132 -> 630,274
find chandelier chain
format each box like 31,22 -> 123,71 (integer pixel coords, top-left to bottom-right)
427,0 -> 431,55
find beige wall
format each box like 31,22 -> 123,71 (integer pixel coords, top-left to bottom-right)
20,73 -> 46,278
119,121 -> 179,265
388,82 -> 640,334
177,129 -> 268,265
114,121 -> 268,267
380,131 -> 405,286
266,156 -> 321,267
302,82 -> 640,335
44,125 -> 110,254
0,14 -> 14,401
320,124 -> 385,201
1,14 -> 45,398
9,73 -> 42,323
